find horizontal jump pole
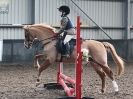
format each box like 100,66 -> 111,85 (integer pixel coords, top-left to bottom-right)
60,73 -> 76,84
59,78 -> 75,96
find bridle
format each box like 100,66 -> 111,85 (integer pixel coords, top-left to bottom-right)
24,26 -> 35,49
24,26 -> 58,53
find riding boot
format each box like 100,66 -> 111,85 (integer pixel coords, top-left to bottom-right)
65,42 -> 70,58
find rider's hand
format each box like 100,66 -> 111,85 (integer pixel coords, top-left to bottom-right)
54,33 -> 58,37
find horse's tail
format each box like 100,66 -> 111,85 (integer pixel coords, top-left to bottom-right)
102,42 -> 124,76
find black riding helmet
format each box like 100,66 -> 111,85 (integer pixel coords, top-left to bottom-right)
58,5 -> 70,15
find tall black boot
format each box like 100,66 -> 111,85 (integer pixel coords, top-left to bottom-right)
65,42 -> 70,58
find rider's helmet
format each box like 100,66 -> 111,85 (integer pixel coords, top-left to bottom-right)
58,5 -> 70,16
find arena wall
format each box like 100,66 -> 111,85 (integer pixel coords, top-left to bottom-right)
0,0 -> 133,62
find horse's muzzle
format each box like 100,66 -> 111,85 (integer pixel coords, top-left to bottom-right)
24,41 -> 32,49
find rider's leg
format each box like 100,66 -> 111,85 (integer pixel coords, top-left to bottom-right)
65,42 -> 70,58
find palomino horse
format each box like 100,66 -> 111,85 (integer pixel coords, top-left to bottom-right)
23,24 -> 124,93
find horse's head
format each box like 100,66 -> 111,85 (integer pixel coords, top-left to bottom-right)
23,24 -> 56,49
23,25 -> 36,49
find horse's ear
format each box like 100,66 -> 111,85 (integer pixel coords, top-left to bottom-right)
23,25 -> 28,30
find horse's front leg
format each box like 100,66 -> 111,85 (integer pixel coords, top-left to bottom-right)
36,59 -> 51,86
34,54 -> 44,68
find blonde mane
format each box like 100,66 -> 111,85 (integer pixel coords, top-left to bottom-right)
32,24 -> 56,33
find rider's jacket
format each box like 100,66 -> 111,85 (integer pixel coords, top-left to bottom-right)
58,16 -> 74,35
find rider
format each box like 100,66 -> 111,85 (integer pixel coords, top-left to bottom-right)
56,5 -> 75,58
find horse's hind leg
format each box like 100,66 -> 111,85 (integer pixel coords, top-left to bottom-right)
101,64 -> 119,92
91,62 -> 106,93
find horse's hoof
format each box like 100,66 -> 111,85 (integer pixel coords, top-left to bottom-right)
101,89 -> 105,93
114,91 -> 119,95
34,65 -> 38,68
35,81 -> 40,87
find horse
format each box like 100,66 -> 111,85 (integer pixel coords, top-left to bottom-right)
23,24 -> 124,93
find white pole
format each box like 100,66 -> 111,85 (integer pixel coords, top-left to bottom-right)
0,39 -> 3,61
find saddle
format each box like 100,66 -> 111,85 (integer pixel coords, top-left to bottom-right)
56,36 -> 76,55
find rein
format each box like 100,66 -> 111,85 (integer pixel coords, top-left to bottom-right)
34,33 -> 61,50
26,25 -> 57,42
39,35 -> 56,42
35,36 -> 56,54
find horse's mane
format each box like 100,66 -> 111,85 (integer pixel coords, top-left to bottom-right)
23,24 -> 56,33
32,24 -> 56,33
